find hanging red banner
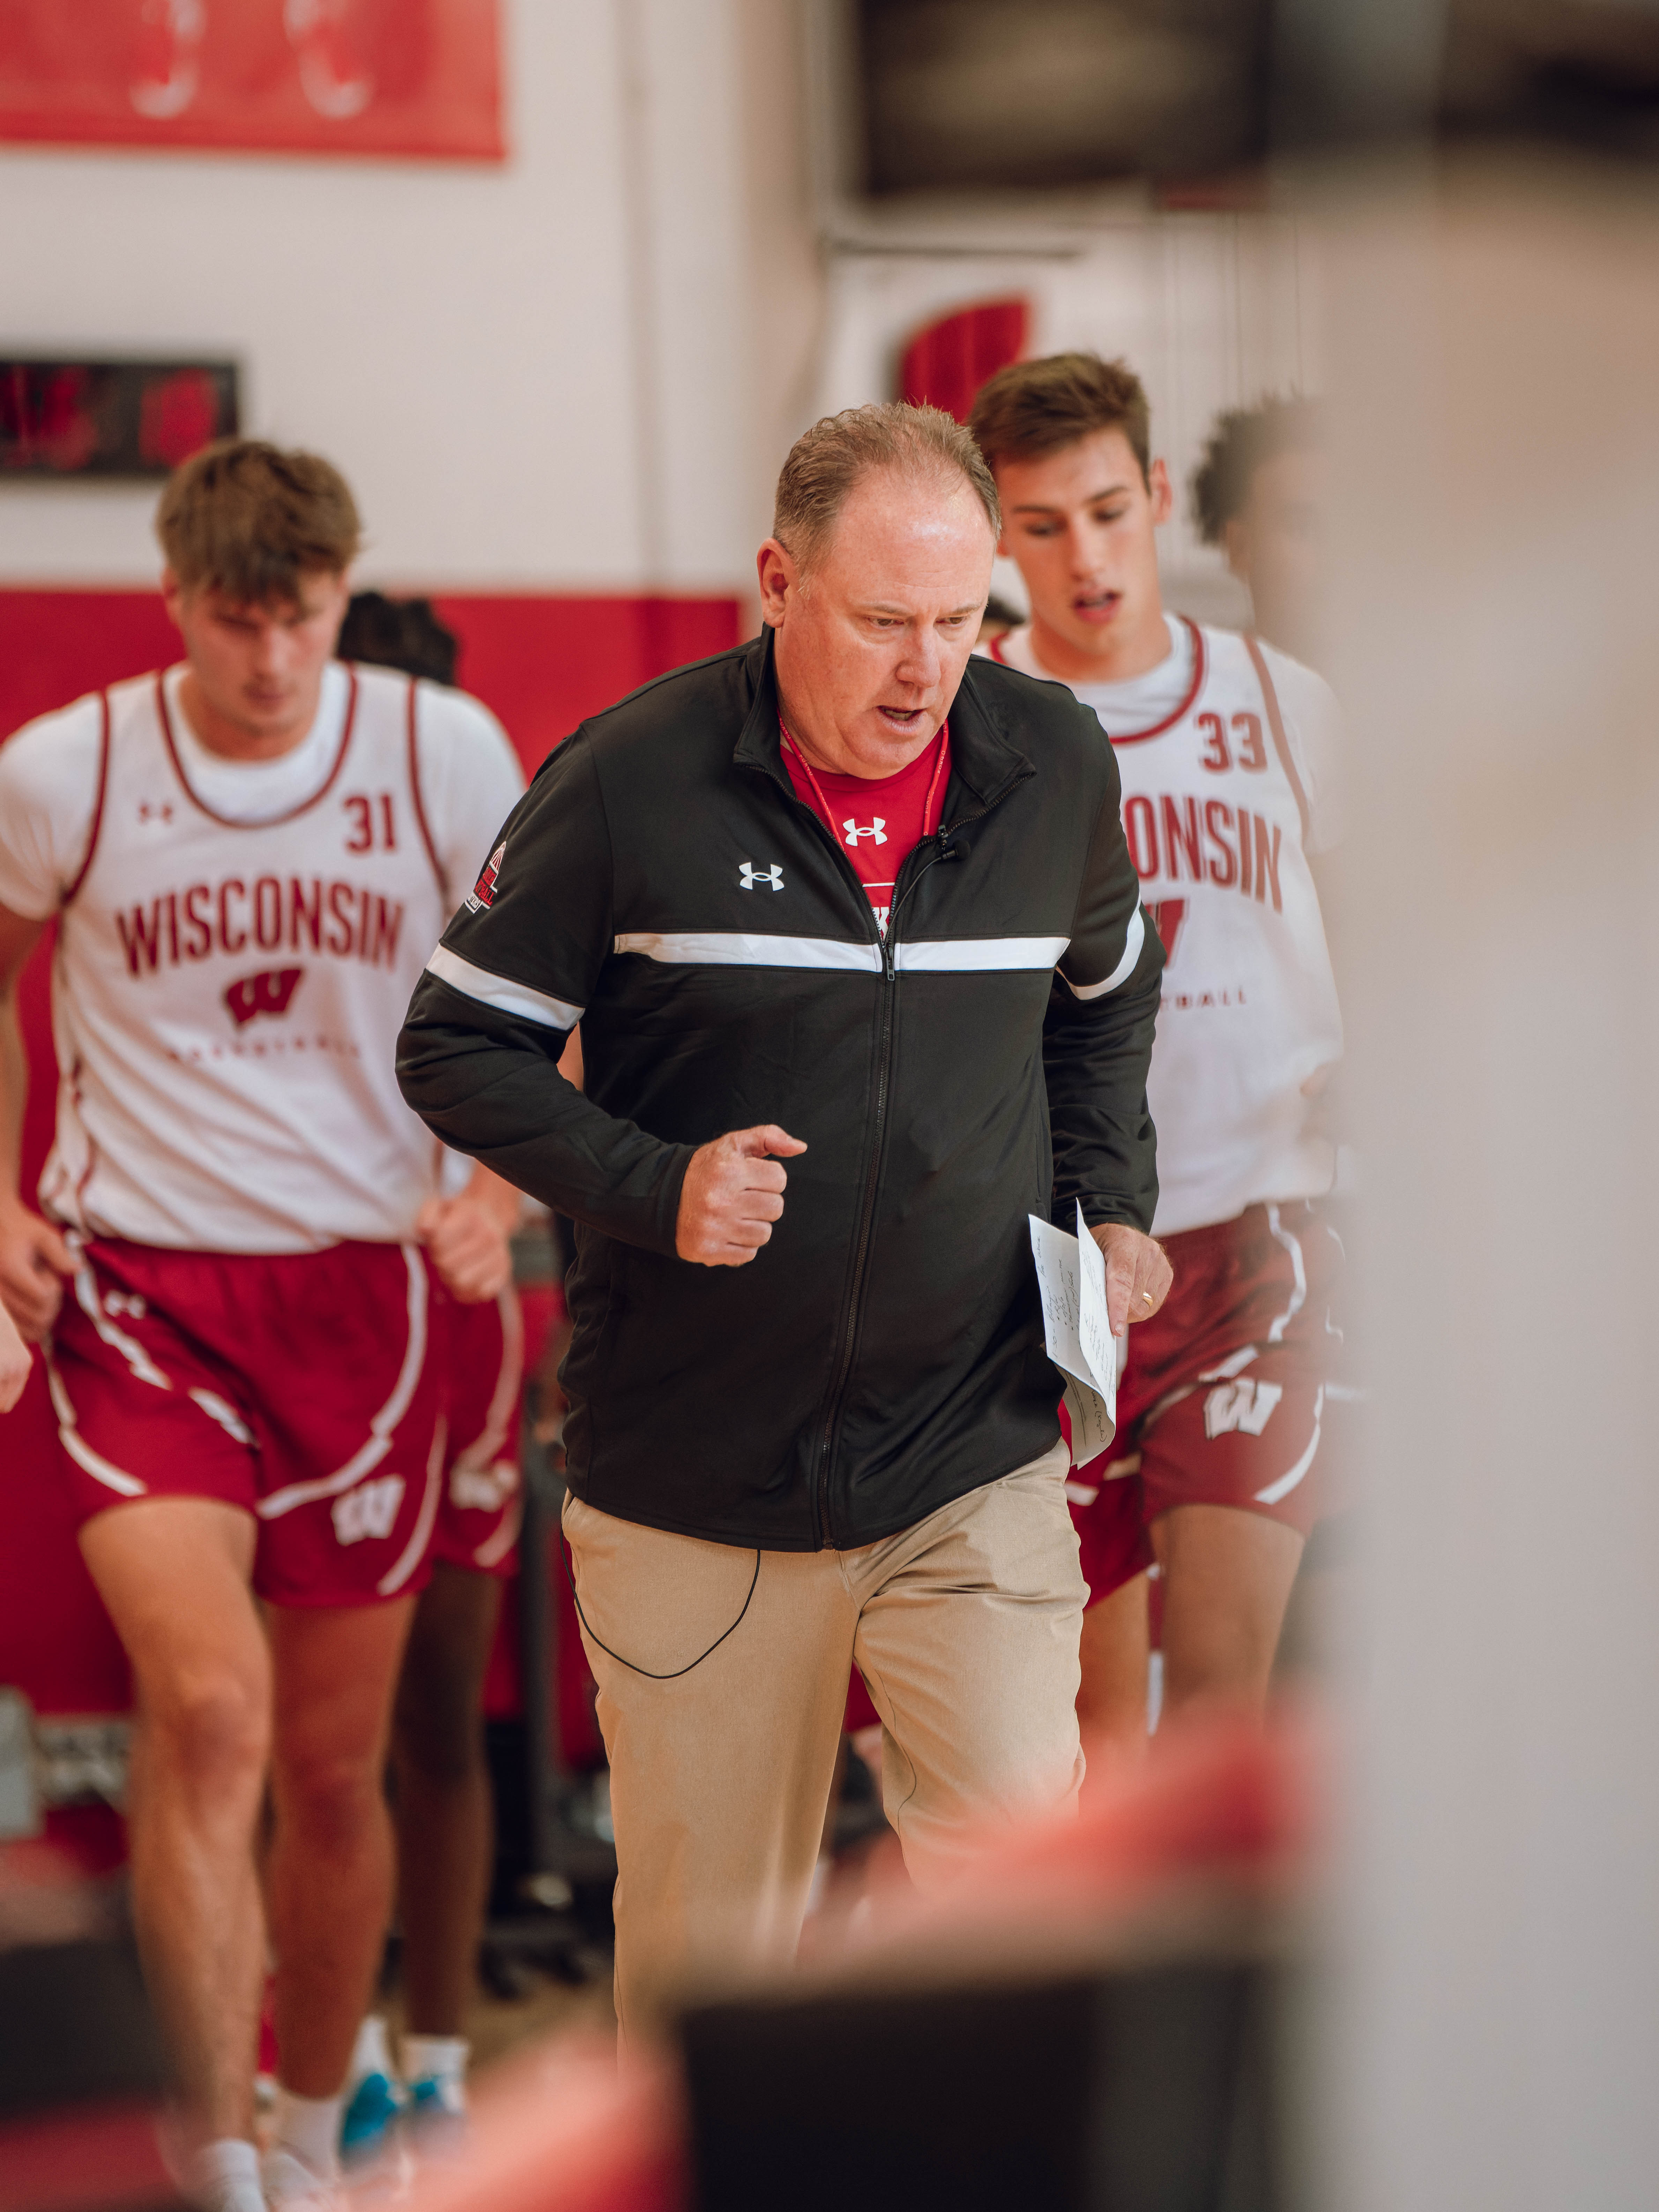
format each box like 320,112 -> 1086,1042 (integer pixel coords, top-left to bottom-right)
0,0 -> 503,162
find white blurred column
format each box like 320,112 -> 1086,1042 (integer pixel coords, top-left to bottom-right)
1322,160 -> 1659,2210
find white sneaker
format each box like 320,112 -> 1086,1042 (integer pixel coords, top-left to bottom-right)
260,2149 -> 342,2212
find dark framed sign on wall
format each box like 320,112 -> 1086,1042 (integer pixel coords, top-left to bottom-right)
0,359 -> 239,478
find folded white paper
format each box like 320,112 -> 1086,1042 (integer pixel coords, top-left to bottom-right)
1028,1203 -> 1118,1464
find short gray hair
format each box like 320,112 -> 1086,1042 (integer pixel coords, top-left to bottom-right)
773,402 -> 1002,572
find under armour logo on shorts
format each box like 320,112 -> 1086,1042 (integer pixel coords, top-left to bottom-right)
1203,1377 -> 1284,1440
843,819 -> 887,846
450,1460 -> 520,1514
223,967 -> 304,1030
332,1475 -> 406,1546
739,862 -> 784,891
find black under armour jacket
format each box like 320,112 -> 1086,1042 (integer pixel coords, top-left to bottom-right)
396,628 -> 1163,1552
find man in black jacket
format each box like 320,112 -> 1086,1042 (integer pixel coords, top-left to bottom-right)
397,403 -> 1170,2033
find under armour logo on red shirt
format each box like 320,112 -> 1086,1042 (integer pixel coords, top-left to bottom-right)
843,819 -> 888,846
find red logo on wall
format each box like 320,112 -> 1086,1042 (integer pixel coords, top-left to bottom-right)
0,2 -> 503,163
224,967 -> 304,1029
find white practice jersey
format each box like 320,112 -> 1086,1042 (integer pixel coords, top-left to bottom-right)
0,661 -> 525,1252
991,616 -> 1343,1237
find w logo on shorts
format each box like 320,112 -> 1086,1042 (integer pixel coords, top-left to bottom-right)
450,1460 -> 519,1514
1203,1376 -> 1283,1439
224,966 -> 303,1029
332,1475 -> 405,1546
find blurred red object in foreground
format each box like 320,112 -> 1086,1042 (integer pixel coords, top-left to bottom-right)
402,2041 -> 683,2212
838,1707 -> 1325,1968
393,1718 -> 1319,2212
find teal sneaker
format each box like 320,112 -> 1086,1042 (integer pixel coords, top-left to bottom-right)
404,2072 -> 468,2159
339,2069 -> 404,2164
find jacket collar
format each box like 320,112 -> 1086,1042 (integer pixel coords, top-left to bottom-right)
731,627 -> 1033,808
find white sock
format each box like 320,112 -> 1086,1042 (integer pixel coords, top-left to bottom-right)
188,2138 -> 264,2212
271,2087 -> 344,2182
348,2013 -> 395,2088
400,2033 -> 469,2085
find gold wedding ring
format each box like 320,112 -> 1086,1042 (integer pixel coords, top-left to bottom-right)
1140,1290 -> 1154,1305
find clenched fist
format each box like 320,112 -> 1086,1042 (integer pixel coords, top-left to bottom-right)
1090,1222 -> 1174,1338
676,1124 -> 808,1267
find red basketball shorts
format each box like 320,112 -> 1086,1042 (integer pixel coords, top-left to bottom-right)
431,1286 -> 525,1578
47,1236 -> 449,1609
1070,1200 -> 1344,1606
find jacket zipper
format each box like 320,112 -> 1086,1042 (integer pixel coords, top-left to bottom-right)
809,773 -> 1028,1549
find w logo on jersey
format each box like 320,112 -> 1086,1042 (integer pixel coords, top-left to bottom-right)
467,842 -> 506,913
843,818 -> 887,847
332,1475 -> 406,1547
224,966 -> 303,1029
1148,899 -> 1187,965
1203,1376 -> 1284,1439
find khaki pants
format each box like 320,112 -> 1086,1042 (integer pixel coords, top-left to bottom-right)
561,1442 -> 1085,2037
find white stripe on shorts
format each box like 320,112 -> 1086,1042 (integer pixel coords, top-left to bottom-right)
258,1246 -> 429,1520
73,1262 -> 171,1392
1264,1202 -> 1308,1345
378,1412 -> 448,1598
45,1353 -> 148,1498
1255,1385 -> 1325,1507
451,1289 -> 525,1475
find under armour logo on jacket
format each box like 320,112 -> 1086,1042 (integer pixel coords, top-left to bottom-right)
843,819 -> 887,846
739,863 -> 784,891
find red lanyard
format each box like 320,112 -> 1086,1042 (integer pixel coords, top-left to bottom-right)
779,718 -> 950,842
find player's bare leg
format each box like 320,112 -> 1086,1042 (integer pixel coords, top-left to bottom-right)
1076,1571 -> 1150,1757
391,1562 -> 502,2036
1152,1504 -> 1304,1722
79,1499 -> 270,2149
265,1599 -> 414,2097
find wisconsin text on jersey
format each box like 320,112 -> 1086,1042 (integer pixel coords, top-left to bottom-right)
113,875 -> 408,979
1125,795 -> 1287,911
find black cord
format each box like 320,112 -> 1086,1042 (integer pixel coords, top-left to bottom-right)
557,1523 -> 761,1680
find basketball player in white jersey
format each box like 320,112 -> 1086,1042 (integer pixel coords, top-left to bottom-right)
0,443 -> 524,2212
969,355 -> 1344,1730
1190,394 -> 1326,668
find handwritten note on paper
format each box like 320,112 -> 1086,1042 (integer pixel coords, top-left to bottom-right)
1028,1208 -> 1117,1462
